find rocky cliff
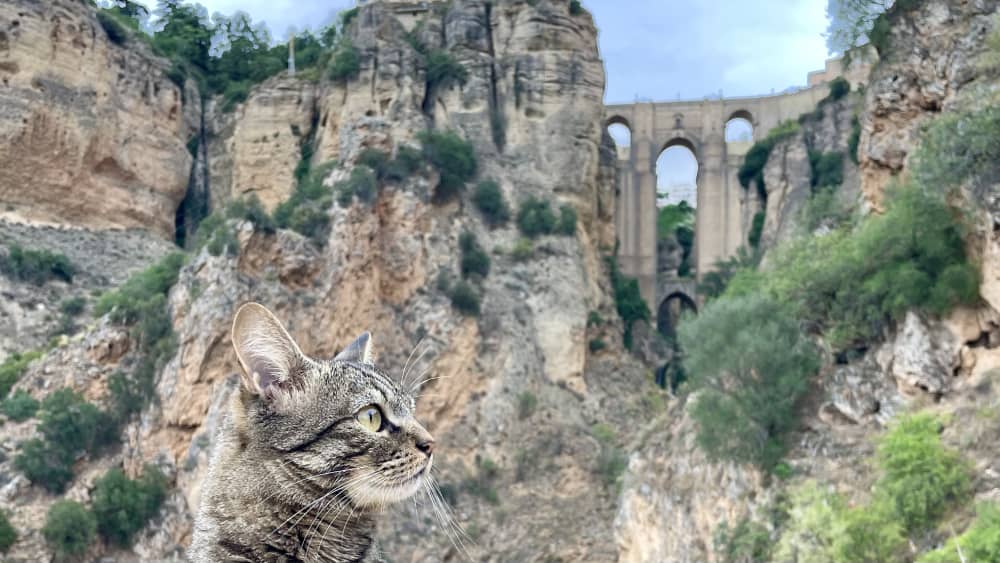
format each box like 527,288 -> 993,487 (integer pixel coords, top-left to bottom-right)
0,0 -> 659,561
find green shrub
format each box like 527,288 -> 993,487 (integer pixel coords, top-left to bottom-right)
679,294 -> 819,470
0,350 -> 42,400
919,502 -> 1000,563
340,7 -> 359,27
913,105 -> 1000,200
809,150 -> 845,188
0,511 -> 15,553
92,466 -> 168,546
384,145 -> 423,181
43,500 -> 96,557
329,42 -> 361,81
449,281 -> 481,316
588,338 -> 607,352
472,181 -> 511,226
848,115 -> 862,164
804,186 -> 851,232
510,238 -> 534,262
95,253 -> 184,324
828,77 -> 851,100
832,501 -> 907,563
714,518 -> 772,563
59,296 -> 86,317
274,161 -> 336,245
876,414 -> 970,532
569,0 -> 583,15
758,186 -> 978,349
462,457 -> 500,504
225,195 -> 276,233
592,423 -> 626,489
748,211 -> 765,248
14,439 -> 74,493
2,389 -> 39,422
517,391 -> 537,420
220,80 -> 250,112
607,257 -> 649,349
38,388 -> 114,457
459,232 -> 490,279
737,120 -> 800,194
517,197 -> 558,238
194,213 -> 239,257
335,166 -> 379,207
557,205 -> 577,236
657,201 -> 694,241
0,245 -> 75,285
774,481 -> 844,563
97,10 -> 130,45
418,130 -> 478,202
426,50 -> 468,91
357,149 -> 390,179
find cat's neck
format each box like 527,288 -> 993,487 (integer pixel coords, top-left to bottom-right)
272,494 -> 380,562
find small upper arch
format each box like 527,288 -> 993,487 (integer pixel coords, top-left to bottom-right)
725,110 -> 755,143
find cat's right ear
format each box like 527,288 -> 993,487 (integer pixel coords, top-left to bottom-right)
231,303 -> 305,400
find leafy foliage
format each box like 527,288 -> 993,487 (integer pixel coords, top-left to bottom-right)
334,166 -> 378,208
832,501 -> 907,563
877,414 -> 970,532
517,197 -> 558,238
0,244 -> 75,285
2,389 -> 39,422
0,511 -> 15,553
697,248 -> 759,300
607,257 -> 650,349
592,423 -> 627,490
919,502 -> 1000,563
774,481 -> 845,563
472,180 -> 511,226
679,294 -> 820,470
569,0 -> 583,15
43,500 -> 96,557
657,201 -> 694,241
748,211 -> 765,249
15,388 -> 114,493
557,205 -> 578,236
826,0 -> 902,54
737,120 -> 800,195
97,10 -> 132,45
92,466 -> 168,546
274,161 -> 337,245
425,50 -> 468,91
0,350 -> 43,400
749,186 -> 978,349
912,104 -> 1000,201
510,238 -> 534,262
329,41 -> 361,81
714,518 -> 773,563
449,281 -> 481,316
809,150 -> 845,188
828,76 -> 851,100
418,130 -> 478,201
459,232 -> 490,280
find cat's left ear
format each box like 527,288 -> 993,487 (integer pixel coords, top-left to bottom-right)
334,332 -> 374,364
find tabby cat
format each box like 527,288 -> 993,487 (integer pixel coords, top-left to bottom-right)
189,303 -> 436,562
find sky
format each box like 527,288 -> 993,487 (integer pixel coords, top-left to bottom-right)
148,0 -> 832,203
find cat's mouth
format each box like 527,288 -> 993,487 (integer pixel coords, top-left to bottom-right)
347,461 -> 430,508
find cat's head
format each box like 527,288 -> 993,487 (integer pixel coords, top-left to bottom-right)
229,302 -> 434,508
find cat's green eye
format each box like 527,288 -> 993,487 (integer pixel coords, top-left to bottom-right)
357,406 -> 383,432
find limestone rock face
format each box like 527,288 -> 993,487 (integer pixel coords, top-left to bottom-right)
758,95 -> 861,254
0,0 -> 193,238
207,77 -> 319,211
858,0 -> 998,208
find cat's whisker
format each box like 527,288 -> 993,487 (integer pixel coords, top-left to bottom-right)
403,339 -> 436,393
400,335 -> 427,389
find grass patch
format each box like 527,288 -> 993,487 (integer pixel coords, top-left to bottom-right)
592,423 -> 626,490
517,391 -> 537,420
510,238 -> 534,262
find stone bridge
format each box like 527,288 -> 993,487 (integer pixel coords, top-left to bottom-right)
607,86 -> 830,313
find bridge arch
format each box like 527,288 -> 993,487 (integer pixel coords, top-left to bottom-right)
725,110 -> 755,143
656,291 -> 697,337
656,136 -> 699,207
606,115 -> 632,158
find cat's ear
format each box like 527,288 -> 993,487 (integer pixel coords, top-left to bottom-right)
231,303 -> 306,399
334,332 -> 374,364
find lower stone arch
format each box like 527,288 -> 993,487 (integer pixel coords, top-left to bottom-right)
656,291 -> 697,337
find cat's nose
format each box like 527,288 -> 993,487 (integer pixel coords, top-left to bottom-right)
416,438 -> 435,456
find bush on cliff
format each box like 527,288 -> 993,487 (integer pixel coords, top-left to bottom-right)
679,294 -> 819,470
919,502 -> 1000,563
92,466 -> 168,546
472,180 -> 511,226
418,130 -> 478,202
0,244 -> 75,285
0,350 -> 43,400
0,511 -> 15,553
459,232 -> 491,280
737,120 -> 800,197
43,501 -> 96,558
